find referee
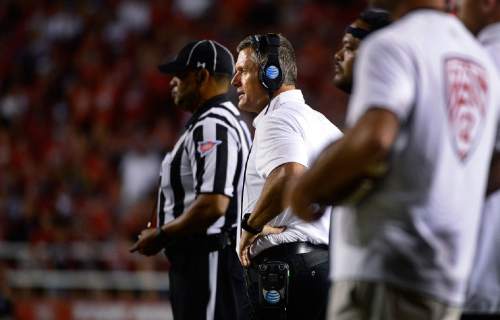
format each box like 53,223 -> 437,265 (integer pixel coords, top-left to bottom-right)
131,40 -> 252,320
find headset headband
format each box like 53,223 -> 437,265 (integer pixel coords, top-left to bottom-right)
345,26 -> 370,40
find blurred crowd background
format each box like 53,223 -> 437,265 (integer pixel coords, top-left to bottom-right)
0,0 -> 364,318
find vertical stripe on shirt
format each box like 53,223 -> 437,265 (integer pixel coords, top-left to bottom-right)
193,126 -> 205,194
214,124 -> 228,193
224,145 -> 243,229
171,142 -> 185,218
158,189 -> 166,226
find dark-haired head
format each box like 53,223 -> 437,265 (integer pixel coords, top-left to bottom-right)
360,8 -> 392,31
333,8 -> 391,93
348,8 -> 392,40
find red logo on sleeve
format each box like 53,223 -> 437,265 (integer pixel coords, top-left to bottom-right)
197,140 -> 222,157
445,57 -> 488,162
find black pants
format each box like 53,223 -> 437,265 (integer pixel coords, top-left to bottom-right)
167,245 -> 251,320
245,242 -> 330,320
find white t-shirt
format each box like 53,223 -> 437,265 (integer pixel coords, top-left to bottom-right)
241,89 -> 342,257
331,10 -> 500,306
464,22 -> 500,314
465,190 -> 500,312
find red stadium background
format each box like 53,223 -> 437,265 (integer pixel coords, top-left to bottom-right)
0,0 -> 366,319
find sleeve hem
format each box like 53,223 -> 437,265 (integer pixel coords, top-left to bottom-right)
259,158 -> 308,178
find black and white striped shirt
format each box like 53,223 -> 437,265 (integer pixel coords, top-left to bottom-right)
157,95 -> 251,235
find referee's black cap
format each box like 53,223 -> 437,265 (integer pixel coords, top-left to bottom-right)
159,40 -> 235,76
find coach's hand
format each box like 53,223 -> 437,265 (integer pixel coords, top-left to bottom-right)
239,225 -> 286,267
130,228 -> 164,256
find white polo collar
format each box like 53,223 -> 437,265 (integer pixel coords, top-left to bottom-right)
253,89 -> 304,128
478,22 -> 500,47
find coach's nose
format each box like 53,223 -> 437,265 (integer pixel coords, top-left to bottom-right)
334,48 -> 344,63
231,71 -> 241,88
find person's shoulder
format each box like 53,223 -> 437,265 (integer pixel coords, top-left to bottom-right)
359,21 -> 411,58
364,10 -> 447,48
270,99 -> 313,125
254,106 -> 302,138
193,103 -> 240,126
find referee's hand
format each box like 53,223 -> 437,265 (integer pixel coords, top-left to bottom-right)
130,228 -> 164,256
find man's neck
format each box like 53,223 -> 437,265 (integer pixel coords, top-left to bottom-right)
253,85 -> 297,115
270,85 -> 296,100
192,87 -> 228,113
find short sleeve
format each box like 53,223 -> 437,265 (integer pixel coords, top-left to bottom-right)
189,119 -> 240,197
254,113 -> 308,178
347,34 -> 416,126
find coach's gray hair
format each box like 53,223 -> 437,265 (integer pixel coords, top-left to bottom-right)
236,34 -> 297,86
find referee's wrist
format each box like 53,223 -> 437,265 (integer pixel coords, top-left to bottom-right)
156,227 -> 169,244
242,213 -> 263,235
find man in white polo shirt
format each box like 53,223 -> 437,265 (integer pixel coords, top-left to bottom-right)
289,0 -> 500,319
460,1 -> 500,318
231,33 -> 342,320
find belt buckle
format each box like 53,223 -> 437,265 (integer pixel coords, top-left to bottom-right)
295,242 -> 314,255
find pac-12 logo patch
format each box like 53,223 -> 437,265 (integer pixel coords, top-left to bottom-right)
197,140 -> 222,157
444,57 -> 488,162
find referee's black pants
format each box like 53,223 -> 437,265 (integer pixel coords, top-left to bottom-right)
167,244 -> 251,320
245,242 -> 330,320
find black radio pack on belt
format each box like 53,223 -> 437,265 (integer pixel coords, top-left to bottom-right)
250,33 -> 284,94
257,260 -> 290,313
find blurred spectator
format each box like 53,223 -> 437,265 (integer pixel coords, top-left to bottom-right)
120,130 -> 160,209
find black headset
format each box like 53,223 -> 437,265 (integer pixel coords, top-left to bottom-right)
250,33 -> 283,95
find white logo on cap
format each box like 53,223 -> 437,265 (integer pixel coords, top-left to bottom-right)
197,62 -> 206,68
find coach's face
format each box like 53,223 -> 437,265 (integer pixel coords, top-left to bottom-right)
170,70 -> 201,112
232,47 -> 269,113
333,20 -> 365,93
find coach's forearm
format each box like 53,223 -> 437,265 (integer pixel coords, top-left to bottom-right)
247,162 -> 305,229
161,194 -> 229,237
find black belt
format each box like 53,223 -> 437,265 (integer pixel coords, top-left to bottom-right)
252,242 -> 328,268
255,242 -> 328,258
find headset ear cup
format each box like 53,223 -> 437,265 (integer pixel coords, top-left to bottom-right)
261,59 -> 283,92
253,33 -> 284,94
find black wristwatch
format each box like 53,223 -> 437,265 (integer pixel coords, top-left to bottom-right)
241,213 -> 263,235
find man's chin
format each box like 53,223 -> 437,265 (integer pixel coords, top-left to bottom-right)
333,79 -> 352,94
333,77 -> 341,86
237,102 -> 252,112
238,105 -> 255,112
